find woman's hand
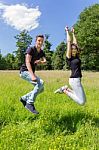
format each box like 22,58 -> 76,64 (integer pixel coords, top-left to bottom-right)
71,27 -> 75,33
65,26 -> 69,32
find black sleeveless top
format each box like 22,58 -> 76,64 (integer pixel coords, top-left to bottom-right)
66,56 -> 82,78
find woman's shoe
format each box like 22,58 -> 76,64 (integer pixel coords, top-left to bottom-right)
54,85 -> 68,94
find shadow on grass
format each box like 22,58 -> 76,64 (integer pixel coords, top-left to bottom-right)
26,115 -> 39,122
0,107 -> 39,132
42,111 -> 99,135
0,120 -> 7,132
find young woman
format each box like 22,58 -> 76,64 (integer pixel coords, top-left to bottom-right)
20,35 -> 46,114
54,26 -> 86,105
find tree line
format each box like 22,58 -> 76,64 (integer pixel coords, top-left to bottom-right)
0,4 -> 99,71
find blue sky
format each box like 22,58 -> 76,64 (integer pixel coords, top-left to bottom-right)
0,0 -> 98,56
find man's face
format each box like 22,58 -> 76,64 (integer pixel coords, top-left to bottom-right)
36,37 -> 44,50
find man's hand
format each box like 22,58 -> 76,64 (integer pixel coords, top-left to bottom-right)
40,57 -> 46,64
31,75 -> 37,82
34,60 -> 41,64
34,58 -> 46,64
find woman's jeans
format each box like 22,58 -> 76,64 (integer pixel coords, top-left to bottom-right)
20,71 -> 44,104
66,78 -> 86,105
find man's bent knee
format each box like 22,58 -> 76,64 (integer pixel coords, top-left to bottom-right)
40,79 -> 44,85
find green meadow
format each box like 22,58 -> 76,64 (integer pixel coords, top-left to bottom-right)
0,70 -> 99,150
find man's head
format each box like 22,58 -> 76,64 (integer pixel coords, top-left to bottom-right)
35,35 -> 44,50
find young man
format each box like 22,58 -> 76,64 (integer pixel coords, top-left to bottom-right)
20,35 -> 46,114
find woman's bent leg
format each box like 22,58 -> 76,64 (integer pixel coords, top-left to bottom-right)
64,78 -> 86,105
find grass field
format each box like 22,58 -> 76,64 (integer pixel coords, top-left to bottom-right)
0,70 -> 99,150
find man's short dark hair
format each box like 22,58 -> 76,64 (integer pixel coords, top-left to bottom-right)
36,35 -> 44,40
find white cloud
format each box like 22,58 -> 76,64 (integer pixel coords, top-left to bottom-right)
0,2 -> 41,31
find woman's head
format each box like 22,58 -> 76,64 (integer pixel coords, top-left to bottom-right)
71,43 -> 80,57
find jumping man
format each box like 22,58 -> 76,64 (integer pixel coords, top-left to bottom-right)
20,35 -> 46,114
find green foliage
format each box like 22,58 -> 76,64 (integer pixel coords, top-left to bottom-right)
4,53 -> 16,70
74,4 -> 99,70
0,4 -> 99,71
0,54 -> 7,69
36,34 -> 53,70
42,34 -> 53,70
0,71 -> 99,149
52,42 -> 66,70
14,30 -> 32,69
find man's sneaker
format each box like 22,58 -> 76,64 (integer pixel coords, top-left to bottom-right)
54,85 -> 68,94
25,103 -> 39,114
20,98 -> 26,107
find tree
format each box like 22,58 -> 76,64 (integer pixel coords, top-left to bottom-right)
74,4 -> 99,70
52,42 -> 66,70
0,54 -> 7,70
43,34 -> 53,70
14,30 -> 32,69
4,53 -> 16,70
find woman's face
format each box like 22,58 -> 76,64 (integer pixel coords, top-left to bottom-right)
71,45 -> 79,57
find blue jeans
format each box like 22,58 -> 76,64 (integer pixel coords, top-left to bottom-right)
20,71 -> 44,104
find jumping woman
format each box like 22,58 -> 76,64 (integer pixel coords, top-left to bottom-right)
54,26 -> 86,105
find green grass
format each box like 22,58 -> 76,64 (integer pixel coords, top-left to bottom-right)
0,70 -> 99,150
